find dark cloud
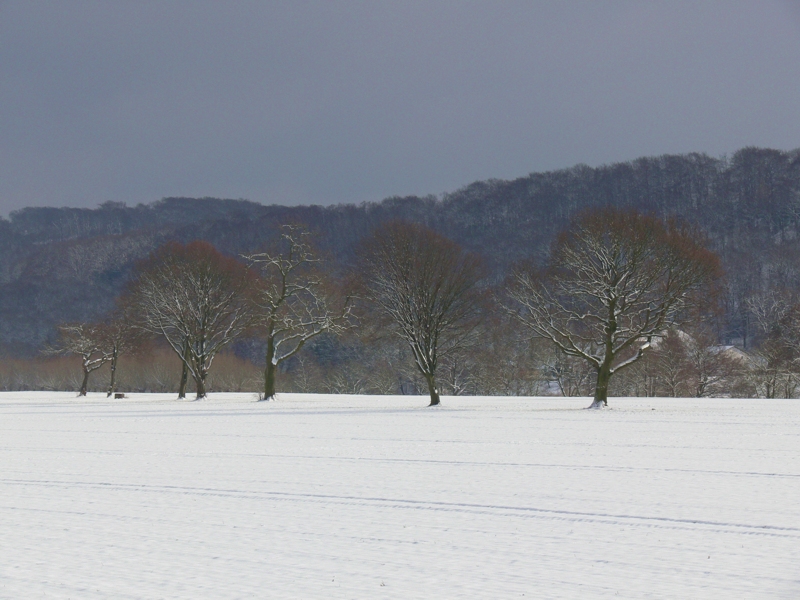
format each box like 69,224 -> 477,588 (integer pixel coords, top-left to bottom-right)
1,1 -> 799,214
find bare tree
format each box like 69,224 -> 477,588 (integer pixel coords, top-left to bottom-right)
127,241 -> 253,399
507,208 -> 721,408
681,327 -> 740,397
546,348 -> 596,397
98,309 -> 145,398
244,225 -> 352,400
52,323 -> 112,396
746,292 -> 800,398
357,221 -> 486,406
468,319 -> 549,397
649,329 -> 691,397
649,327 -> 742,398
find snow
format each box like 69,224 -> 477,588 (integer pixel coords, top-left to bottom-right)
1,392 -> 799,599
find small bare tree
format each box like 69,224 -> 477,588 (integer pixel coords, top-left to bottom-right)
546,348 -> 596,397
507,208 -> 721,408
244,225 -> 352,400
357,221 -> 486,406
682,327 -> 740,398
97,300 -> 146,397
746,292 -> 800,398
649,329 -> 691,397
52,323 -> 112,396
467,319 -> 548,396
127,241 -> 253,399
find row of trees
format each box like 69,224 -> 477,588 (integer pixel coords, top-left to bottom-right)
53,226 -> 351,401
45,208 -> 734,408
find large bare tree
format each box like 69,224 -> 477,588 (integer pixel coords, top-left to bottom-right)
507,208 -> 721,408
244,225 -> 351,400
357,221 -> 486,406
127,241 -> 253,399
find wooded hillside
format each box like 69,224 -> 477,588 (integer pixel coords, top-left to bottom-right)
1,146 -> 798,355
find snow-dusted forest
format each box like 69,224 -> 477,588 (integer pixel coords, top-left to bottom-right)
5,148 -> 800,401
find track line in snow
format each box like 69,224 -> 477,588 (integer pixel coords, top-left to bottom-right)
2,446 -> 796,480
3,477 -> 799,539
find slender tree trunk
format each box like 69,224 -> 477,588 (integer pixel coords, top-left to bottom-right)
590,364 -> 611,408
695,380 -> 705,398
262,328 -> 277,401
106,348 -> 119,397
79,368 -> 90,397
784,377 -> 794,399
178,364 -> 188,398
424,372 -> 440,406
178,341 -> 189,399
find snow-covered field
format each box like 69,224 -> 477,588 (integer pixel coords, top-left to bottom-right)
1,392 -> 798,599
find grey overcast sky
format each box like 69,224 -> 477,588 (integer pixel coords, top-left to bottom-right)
1,1 -> 799,214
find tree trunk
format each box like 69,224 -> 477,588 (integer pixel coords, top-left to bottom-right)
195,372 -> 206,399
589,304 -> 618,408
424,373 -> 440,406
106,348 -> 118,397
589,364 -> 611,408
178,362 -> 188,398
262,333 -> 276,401
79,368 -> 90,396
695,380 -> 705,398
178,341 -> 189,399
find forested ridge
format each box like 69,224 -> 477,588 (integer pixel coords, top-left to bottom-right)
1,145 -> 799,356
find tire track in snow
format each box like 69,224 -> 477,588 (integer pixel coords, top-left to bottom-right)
3,477 -> 799,539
